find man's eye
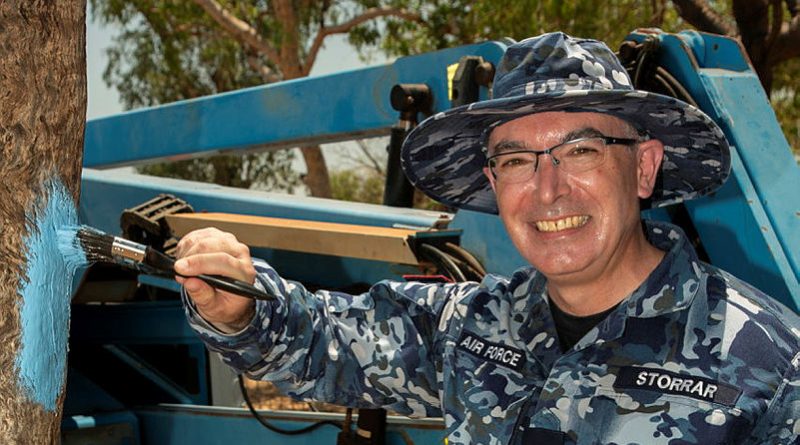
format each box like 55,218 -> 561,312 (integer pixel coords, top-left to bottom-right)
499,156 -> 532,168
564,145 -> 600,157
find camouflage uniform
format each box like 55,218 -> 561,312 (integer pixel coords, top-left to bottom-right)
184,220 -> 800,445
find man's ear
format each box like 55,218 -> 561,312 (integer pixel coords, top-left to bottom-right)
636,139 -> 664,199
483,166 -> 498,193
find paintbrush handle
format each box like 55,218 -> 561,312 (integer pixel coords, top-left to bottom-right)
195,273 -> 275,301
144,247 -> 274,301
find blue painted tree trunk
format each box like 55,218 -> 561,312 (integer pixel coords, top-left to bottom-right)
0,1 -> 86,442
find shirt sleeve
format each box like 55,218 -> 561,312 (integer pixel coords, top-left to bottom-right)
748,352 -> 800,444
182,258 -> 479,417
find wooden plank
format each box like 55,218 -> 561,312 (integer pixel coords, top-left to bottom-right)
166,213 -> 426,265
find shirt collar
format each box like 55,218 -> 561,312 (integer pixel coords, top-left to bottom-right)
622,220 -> 703,318
509,220 -> 704,359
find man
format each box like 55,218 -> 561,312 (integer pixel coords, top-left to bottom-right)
175,33 -> 800,444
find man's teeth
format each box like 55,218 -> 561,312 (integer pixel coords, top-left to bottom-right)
535,216 -> 589,232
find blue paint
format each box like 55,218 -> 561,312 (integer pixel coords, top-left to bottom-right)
16,179 -> 77,411
57,224 -> 88,270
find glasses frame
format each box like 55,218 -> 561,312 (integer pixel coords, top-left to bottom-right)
485,136 -> 639,182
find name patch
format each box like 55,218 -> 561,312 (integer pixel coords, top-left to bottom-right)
613,366 -> 741,406
456,330 -> 525,371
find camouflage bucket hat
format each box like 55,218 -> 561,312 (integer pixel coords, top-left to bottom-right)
400,32 -> 731,214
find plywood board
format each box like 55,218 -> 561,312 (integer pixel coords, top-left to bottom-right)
166,213 -> 427,265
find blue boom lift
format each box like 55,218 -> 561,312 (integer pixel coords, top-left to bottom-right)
62,28 -> 800,444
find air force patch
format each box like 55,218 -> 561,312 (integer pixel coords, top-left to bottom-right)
614,366 -> 742,406
457,330 -> 525,371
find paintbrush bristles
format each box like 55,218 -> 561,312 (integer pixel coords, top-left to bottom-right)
56,225 -> 117,268
57,225 -> 91,269
76,226 -> 116,263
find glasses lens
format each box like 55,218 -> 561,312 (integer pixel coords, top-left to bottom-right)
489,151 -> 538,183
488,137 -> 611,183
551,137 -> 607,173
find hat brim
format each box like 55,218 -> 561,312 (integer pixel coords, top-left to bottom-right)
400,89 -> 731,214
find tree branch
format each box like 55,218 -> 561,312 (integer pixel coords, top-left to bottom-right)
247,54 -> 281,83
671,0 -> 736,35
767,0 -> 784,51
733,0 -> 770,42
356,140 -> 385,176
271,0 -> 303,78
191,0 -> 282,70
770,13 -> 800,63
787,0 -> 798,16
302,7 -> 423,76
650,0 -> 667,27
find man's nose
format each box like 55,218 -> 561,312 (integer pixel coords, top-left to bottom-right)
530,154 -> 570,204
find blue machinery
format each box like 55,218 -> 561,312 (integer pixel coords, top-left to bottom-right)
64,29 -> 800,444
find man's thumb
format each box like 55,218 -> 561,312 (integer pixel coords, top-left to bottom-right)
185,278 -> 215,309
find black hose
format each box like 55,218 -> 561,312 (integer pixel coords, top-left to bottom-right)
238,375 -> 342,435
418,244 -> 467,282
654,66 -> 699,107
443,242 -> 487,278
620,36 -> 711,261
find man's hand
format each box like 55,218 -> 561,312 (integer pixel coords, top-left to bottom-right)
174,227 -> 257,334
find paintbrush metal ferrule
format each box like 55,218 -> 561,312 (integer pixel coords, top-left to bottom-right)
110,237 -> 147,264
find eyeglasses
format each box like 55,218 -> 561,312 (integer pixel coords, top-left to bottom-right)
486,136 -> 639,184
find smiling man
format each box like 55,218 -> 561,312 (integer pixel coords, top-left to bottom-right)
177,33 -> 800,444
484,112 -> 666,320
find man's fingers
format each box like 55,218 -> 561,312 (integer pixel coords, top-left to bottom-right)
174,253 -> 255,283
176,229 -> 251,260
174,228 -> 257,329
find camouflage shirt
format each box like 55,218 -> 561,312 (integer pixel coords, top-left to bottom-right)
184,221 -> 800,445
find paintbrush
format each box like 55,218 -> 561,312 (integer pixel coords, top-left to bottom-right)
58,225 -> 274,301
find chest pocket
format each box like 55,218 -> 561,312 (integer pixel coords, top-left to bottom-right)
453,346 -> 532,414
451,334 -> 540,445
588,386 -> 752,445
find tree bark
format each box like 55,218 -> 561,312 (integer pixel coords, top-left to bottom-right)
0,1 -> 86,442
300,146 -> 332,198
733,0 -> 774,91
671,0 -> 736,35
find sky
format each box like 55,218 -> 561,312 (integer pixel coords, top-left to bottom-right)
86,8 -> 388,120
86,13 -> 122,119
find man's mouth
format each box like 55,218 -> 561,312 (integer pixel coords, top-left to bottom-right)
534,215 -> 590,232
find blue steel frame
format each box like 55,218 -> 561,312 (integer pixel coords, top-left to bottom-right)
73,29 -> 800,444
83,42 -> 505,168
626,30 -> 800,309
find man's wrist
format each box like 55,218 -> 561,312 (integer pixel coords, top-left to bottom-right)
209,301 -> 257,335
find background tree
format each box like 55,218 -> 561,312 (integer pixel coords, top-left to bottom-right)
91,0 -> 422,197
0,1 -> 86,442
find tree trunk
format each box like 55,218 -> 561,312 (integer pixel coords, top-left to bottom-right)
0,1 -> 86,443
300,145 -> 332,198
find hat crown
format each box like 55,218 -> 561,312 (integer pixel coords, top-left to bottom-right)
494,32 -> 634,99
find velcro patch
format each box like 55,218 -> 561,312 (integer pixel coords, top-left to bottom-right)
613,366 -> 741,406
456,330 -> 525,371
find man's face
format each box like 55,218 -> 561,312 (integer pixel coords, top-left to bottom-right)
484,112 -> 663,283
